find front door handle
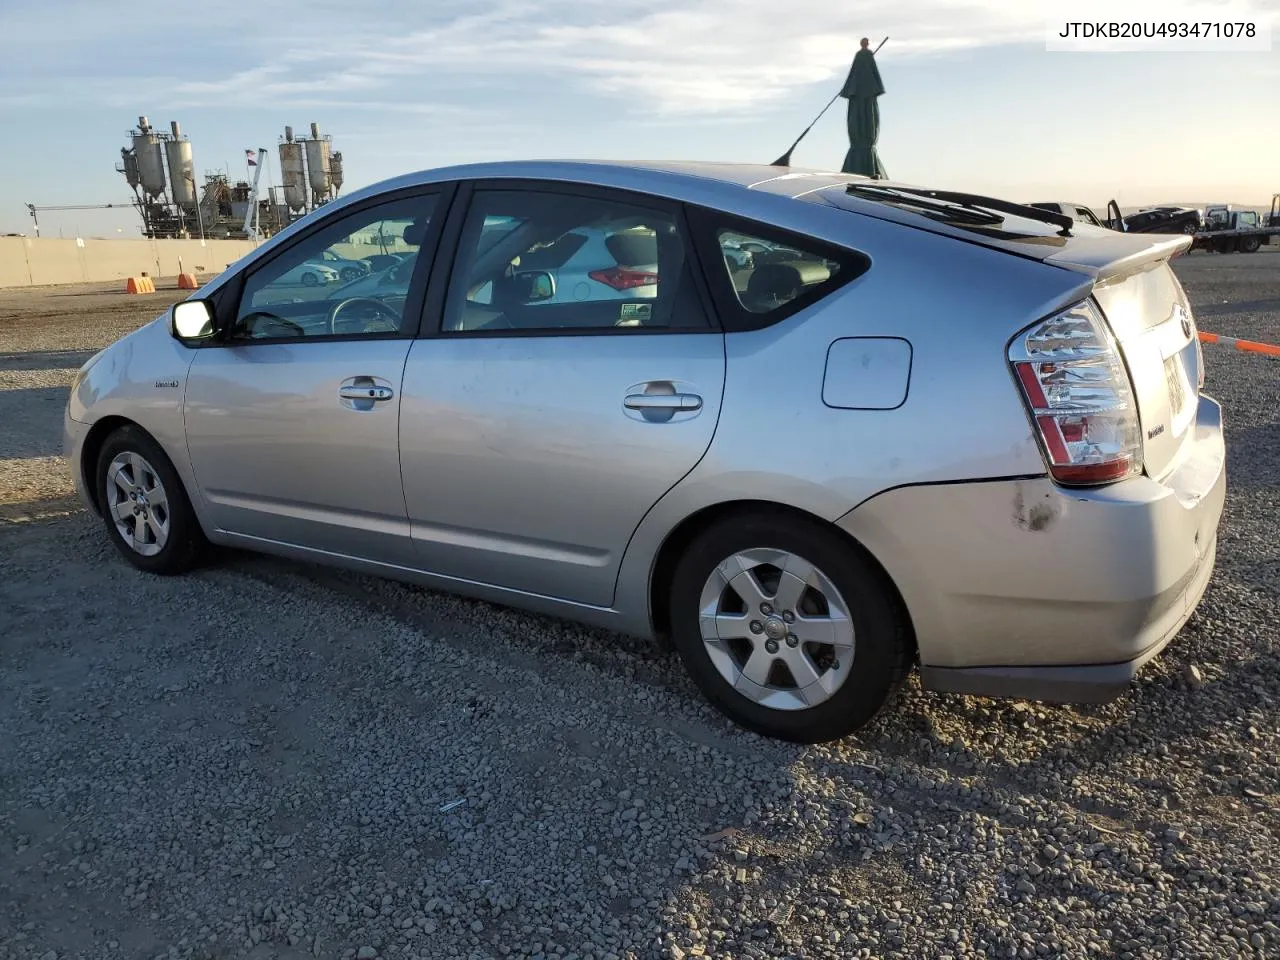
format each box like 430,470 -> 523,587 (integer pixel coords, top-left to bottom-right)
623,393 -> 702,412
339,384 -> 394,402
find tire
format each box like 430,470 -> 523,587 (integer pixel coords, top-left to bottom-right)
667,511 -> 912,743
1240,236 -> 1261,253
340,266 -> 363,281
301,271 -> 319,287
95,425 -> 207,575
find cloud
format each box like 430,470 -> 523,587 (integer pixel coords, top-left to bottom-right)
9,0 -> 1276,119
277,0 -> 1052,115
0,0 -> 1055,117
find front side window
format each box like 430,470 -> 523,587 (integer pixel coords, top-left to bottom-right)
232,194 -> 437,340
441,189 -> 709,333
714,228 -> 847,315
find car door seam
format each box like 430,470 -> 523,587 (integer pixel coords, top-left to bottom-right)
607,331 -> 730,607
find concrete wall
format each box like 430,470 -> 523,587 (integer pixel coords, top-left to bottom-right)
0,237 -> 262,289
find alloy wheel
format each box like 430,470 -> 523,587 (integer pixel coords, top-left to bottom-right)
105,451 -> 170,557
698,548 -> 855,711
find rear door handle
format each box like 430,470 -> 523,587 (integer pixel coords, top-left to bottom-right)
624,393 -> 702,411
339,384 -> 394,402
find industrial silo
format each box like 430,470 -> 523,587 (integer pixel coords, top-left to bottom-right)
304,121 -> 332,203
329,151 -> 344,194
120,147 -> 141,190
278,126 -> 307,213
131,116 -> 167,201
164,120 -> 197,213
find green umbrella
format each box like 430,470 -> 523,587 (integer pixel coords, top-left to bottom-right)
839,39 -> 887,179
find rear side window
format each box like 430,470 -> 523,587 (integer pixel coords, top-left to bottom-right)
716,228 -> 846,314
441,188 -> 711,334
687,207 -> 869,332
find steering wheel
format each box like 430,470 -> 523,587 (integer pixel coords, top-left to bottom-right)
327,297 -> 401,335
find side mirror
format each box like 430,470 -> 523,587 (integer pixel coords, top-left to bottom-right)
170,299 -> 216,343
512,270 -> 555,303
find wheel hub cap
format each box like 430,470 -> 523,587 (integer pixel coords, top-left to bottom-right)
105,451 -> 170,558
698,548 -> 856,712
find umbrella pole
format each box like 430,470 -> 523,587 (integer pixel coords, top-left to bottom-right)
770,36 -> 888,167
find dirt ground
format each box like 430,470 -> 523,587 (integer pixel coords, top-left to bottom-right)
1,252 -> 1278,960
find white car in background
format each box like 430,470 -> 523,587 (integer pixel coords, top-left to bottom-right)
280,260 -> 341,287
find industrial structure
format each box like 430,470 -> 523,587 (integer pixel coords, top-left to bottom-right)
112,116 -> 346,241
279,122 -> 344,216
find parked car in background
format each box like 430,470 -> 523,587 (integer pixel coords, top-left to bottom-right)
465,221 -> 663,324
64,160 -> 1225,743
313,249 -> 372,281
1123,207 -> 1201,235
280,260 -> 340,287
1027,201 -> 1107,228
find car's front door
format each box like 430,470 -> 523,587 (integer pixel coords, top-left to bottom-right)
183,188 -> 447,564
399,183 -> 726,607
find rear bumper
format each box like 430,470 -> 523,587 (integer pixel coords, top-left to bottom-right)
836,395 -> 1227,704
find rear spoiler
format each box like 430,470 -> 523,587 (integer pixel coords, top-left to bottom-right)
1044,233 -> 1193,284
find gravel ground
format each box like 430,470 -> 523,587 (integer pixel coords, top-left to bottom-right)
1,254 -> 1278,960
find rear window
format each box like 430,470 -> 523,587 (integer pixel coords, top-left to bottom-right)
715,229 -> 847,315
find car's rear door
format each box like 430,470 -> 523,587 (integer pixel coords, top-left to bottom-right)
398,180 -> 726,607
182,186 -> 450,565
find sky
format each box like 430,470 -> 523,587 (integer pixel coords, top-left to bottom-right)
1,0 -> 1277,237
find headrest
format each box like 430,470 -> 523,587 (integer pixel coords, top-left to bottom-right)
747,260 -> 829,302
402,220 -> 428,246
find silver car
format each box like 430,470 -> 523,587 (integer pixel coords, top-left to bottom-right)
64,161 -> 1226,743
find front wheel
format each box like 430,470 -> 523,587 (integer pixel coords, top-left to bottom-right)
1240,236 -> 1261,253
667,512 -> 912,743
96,425 -> 207,575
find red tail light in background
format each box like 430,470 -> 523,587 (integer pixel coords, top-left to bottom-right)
1009,299 -> 1143,486
589,267 -> 659,290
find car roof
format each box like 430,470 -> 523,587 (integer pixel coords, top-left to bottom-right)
215,159 -> 1186,297
344,159 -> 870,206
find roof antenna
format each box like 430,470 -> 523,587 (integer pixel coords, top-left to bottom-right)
772,36 -> 888,167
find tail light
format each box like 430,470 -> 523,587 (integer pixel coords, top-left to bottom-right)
1009,298 -> 1143,486
589,267 -> 659,290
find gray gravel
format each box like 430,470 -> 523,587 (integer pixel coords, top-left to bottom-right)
1,255 -> 1278,960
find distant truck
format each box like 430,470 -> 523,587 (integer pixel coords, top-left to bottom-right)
1028,201 -> 1198,235
1030,198 -> 1279,253
1191,203 -> 1279,253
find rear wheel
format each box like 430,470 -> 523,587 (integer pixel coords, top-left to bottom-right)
96,425 -> 207,575
667,512 -> 911,743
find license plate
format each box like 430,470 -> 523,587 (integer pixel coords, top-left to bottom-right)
1165,355 -> 1187,417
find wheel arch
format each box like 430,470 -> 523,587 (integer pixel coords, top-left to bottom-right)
647,498 -> 918,660
80,417 -> 192,518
